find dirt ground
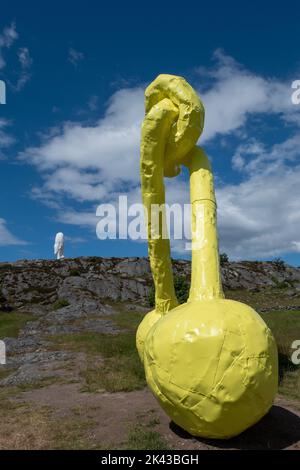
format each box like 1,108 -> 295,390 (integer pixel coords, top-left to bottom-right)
13,383 -> 300,450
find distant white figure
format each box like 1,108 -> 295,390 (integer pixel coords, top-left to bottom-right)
54,232 -> 65,260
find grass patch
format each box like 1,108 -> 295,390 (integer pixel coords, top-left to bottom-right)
51,413 -> 97,450
52,298 -> 70,310
122,424 -> 170,450
278,370 -> 300,400
226,288 -> 300,311
111,307 -> 145,331
16,377 -> 61,392
49,331 -> 146,392
0,312 -> 35,338
82,355 -> 145,393
261,310 -> 300,347
0,367 -> 15,381
261,310 -> 300,400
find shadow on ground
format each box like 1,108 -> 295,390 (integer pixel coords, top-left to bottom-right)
170,405 -> 300,450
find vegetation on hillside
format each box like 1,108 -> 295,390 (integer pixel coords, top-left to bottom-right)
147,275 -> 189,307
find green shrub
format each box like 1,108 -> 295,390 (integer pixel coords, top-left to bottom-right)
220,252 -> 229,266
147,285 -> 155,308
272,257 -> 286,272
174,275 -> 189,304
147,275 -> 189,307
69,269 -> 81,277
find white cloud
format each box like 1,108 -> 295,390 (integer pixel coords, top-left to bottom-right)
19,51 -> 300,259
0,23 -> 18,69
0,218 -> 27,246
20,87 -> 144,203
217,162 -> 300,258
198,50 -> 296,143
21,52 -> 296,197
68,47 -> 84,67
232,135 -> 300,174
232,140 -> 266,171
18,47 -> 32,68
15,47 -> 33,90
57,210 -> 98,227
0,119 -> 15,157
0,23 -> 32,90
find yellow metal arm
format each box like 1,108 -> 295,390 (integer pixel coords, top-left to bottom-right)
185,147 -> 224,301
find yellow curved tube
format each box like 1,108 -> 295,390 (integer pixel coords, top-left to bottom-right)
137,74 -> 278,438
185,146 -> 224,301
140,96 -> 179,315
137,75 -> 204,358
144,74 -> 204,178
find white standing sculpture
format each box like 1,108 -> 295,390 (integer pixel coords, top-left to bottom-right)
54,232 -> 65,260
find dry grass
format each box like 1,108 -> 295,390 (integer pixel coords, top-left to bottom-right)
121,424 -> 170,450
0,387 -> 98,450
48,331 -> 146,393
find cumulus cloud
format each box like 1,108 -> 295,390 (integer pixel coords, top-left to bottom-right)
217,163 -> 300,258
198,50 -> 295,143
232,135 -> 300,174
0,218 -> 27,246
19,51 -> 300,259
20,87 -> 144,203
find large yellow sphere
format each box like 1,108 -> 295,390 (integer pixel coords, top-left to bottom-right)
144,299 -> 278,439
136,309 -> 161,362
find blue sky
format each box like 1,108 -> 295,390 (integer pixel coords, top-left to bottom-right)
0,0 -> 300,264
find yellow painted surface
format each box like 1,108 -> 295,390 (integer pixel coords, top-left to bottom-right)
136,74 -> 278,438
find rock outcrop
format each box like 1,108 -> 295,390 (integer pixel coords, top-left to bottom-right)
0,257 -> 300,312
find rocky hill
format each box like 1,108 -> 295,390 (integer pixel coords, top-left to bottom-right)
0,256 -> 300,312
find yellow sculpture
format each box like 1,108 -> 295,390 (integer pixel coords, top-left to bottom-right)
136,74 -> 278,439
